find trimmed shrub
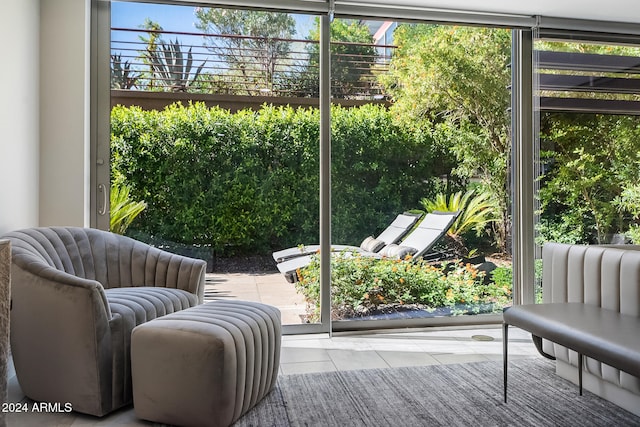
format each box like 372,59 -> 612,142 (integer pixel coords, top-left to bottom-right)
111,102 -> 449,255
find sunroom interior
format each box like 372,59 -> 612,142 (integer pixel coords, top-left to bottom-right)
2,0 -> 640,424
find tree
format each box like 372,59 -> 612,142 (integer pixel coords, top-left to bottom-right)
138,18 -> 164,90
194,8 -> 296,95
614,183 -> 640,244
301,18 -> 377,98
381,25 -> 512,252
538,113 -> 640,244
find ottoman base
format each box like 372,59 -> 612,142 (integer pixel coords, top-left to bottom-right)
131,300 -> 281,427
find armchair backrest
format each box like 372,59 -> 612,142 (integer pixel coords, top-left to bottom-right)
4,227 -> 205,293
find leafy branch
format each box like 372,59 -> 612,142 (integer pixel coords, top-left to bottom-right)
110,185 -> 147,235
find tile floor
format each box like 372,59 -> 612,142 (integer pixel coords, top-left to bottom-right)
279,326 -> 538,374
5,326 -> 539,426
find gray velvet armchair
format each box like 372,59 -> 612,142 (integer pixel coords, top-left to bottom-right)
2,227 -> 206,417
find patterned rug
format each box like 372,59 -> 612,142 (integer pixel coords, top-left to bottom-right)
0,241 -> 10,427
234,358 -> 640,426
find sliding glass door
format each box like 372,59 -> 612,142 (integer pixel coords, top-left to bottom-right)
320,20 -> 515,329
534,32 -> 640,301
96,1 -> 541,333
108,1 -> 323,331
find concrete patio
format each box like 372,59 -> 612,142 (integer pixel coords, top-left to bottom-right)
204,272 -> 309,324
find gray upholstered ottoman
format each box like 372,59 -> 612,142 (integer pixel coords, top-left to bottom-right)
131,300 -> 281,427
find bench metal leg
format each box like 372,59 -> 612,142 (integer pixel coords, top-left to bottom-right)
532,335 -> 556,360
503,322 -> 509,403
578,353 -> 583,396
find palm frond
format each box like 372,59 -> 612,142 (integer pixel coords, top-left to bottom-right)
110,185 -> 147,235
420,189 -> 498,237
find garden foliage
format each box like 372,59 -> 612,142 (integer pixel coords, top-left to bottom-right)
302,18 -> 378,98
538,113 -> 640,244
109,184 -> 147,235
194,8 -> 296,96
111,102 -> 448,255
420,189 -> 498,255
381,25 -> 512,252
295,253 -> 512,321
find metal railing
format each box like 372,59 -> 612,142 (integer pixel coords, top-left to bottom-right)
111,27 -> 395,100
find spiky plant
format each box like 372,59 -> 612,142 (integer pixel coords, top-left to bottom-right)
110,185 -> 147,235
420,189 -> 498,254
110,54 -> 139,89
145,38 -> 206,92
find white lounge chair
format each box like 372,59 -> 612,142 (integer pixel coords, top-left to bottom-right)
272,212 -> 422,263
277,210 -> 460,283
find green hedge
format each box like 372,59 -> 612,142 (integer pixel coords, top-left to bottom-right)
111,102 -> 449,255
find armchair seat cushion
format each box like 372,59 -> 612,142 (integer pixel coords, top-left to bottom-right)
106,287 -> 198,326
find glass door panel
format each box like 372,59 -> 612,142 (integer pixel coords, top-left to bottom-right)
320,20 -> 514,327
110,2 -> 321,329
534,34 -> 640,302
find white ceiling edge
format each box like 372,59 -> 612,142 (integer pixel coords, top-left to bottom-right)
339,0 -> 640,24
129,0 -> 640,25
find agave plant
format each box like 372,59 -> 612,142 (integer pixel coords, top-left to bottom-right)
145,38 -> 206,92
420,189 -> 498,253
110,54 -> 139,90
110,184 -> 147,235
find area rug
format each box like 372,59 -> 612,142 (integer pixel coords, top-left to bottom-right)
234,358 -> 640,426
0,241 -> 10,427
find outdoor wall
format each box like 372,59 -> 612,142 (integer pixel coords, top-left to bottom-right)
39,0 -> 91,227
0,0 -> 40,234
111,90 -> 392,112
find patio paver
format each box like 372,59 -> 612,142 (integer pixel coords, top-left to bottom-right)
204,272 -> 308,325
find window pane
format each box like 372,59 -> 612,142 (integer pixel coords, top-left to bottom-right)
110,2 -> 320,327
311,20 -> 514,325
534,36 -> 640,301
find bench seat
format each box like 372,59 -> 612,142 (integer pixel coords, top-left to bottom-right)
524,242 -> 640,416
503,303 -> 640,381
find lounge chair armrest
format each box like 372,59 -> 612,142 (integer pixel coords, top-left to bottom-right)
149,250 -> 207,303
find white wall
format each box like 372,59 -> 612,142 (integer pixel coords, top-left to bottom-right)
0,0 -> 40,234
39,0 -> 91,227
0,0 -> 90,234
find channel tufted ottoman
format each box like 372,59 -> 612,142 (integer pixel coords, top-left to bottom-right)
131,300 -> 281,427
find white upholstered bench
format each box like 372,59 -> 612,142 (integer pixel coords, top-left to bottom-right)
502,242 -> 640,416
131,300 -> 281,427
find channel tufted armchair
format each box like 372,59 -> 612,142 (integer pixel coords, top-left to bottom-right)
2,226 -> 206,417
